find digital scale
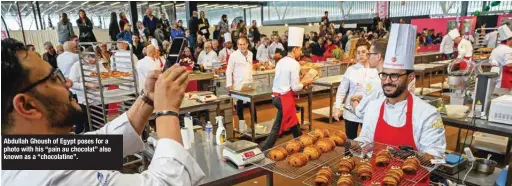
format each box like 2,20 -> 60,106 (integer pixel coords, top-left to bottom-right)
222,140 -> 263,169
186,91 -> 218,103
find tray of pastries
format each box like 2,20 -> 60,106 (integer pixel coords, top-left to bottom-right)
303,142 -> 441,186
90,71 -> 132,79
247,129 -> 354,179
476,48 -> 493,52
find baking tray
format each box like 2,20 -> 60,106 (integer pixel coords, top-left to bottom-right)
87,89 -> 136,98
87,95 -> 136,104
84,76 -> 135,86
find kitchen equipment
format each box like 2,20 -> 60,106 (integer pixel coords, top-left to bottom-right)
445,105 -> 470,119
472,72 -> 499,119
195,91 -> 218,103
435,153 -> 467,175
488,95 -> 512,125
474,158 -> 497,173
222,140 -> 263,169
447,59 -> 476,105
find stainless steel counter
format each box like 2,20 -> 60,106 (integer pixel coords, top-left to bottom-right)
433,166 -> 502,186
313,75 -> 343,123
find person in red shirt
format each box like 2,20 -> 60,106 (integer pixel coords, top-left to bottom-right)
323,39 -> 338,58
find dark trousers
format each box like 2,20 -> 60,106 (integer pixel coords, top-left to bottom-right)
77,104 -> 88,134
261,97 -> 301,151
189,34 -> 197,53
236,100 -> 257,123
344,119 -> 361,140
444,53 -> 452,60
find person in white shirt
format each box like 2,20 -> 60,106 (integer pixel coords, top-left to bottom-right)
355,25 -> 446,185
448,29 -> 473,60
261,27 -> 313,151
490,25 -> 512,88
485,30 -> 499,48
197,41 -> 218,70
1,38 -> 205,186
218,33 -> 234,64
110,41 -> 139,71
268,35 -> 284,58
440,34 -> 454,60
333,39 -> 379,139
57,41 -> 79,78
257,37 -> 271,62
226,37 -> 254,122
136,45 -> 163,94
462,31 -> 474,43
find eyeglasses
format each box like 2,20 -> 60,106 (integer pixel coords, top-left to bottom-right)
378,72 -> 408,82
367,52 -> 378,57
19,68 -> 66,93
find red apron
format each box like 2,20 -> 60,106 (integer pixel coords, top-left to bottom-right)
225,49 -> 231,64
373,93 -> 430,185
501,66 -> 512,88
457,56 -> 471,70
273,91 -> 299,135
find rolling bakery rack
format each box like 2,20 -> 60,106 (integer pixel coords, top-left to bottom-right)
78,41 -> 145,172
247,131 -> 442,186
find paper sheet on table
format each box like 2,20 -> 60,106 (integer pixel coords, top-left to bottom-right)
201,29 -> 208,34
239,82 -> 256,91
301,68 -> 320,83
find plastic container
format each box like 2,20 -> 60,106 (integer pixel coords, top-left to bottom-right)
445,105 -> 469,119
205,121 -> 213,143
215,116 -> 226,145
184,113 -> 194,143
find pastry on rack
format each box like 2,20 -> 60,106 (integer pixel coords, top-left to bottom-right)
329,135 -> 346,146
402,156 -> 420,175
336,174 -> 353,186
331,130 -> 347,145
285,140 -> 303,154
375,150 -> 393,167
288,153 -> 309,167
315,138 -> 336,153
348,140 -> 362,153
267,147 -> 288,161
338,156 -> 356,174
382,166 -> 404,186
313,128 -> 330,140
419,153 -> 434,166
298,134 -> 316,147
303,145 -> 322,160
355,159 -> 372,181
314,167 -> 333,186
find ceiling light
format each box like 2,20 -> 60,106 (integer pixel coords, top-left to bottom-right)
96,2 -> 104,6
162,3 -> 174,7
150,3 -> 161,6
285,24 -> 288,27
111,2 -> 120,6
49,1 -> 55,4
81,2 -> 88,6
65,1 -> 72,5
138,2 -> 148,6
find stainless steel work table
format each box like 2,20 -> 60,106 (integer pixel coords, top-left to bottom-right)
414,63 -> 448,96
312,75 -> 343,123
432,166 -> 502,186
442,116 -> 512,186
143,132 -> 274,186
229,85 -> 313,141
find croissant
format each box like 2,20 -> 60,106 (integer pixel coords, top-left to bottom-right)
402,156 -> 420,175
285,140 -> 303,154
420,153 -> 434,166
298,134 -> 316,147
267,147 -> 288,161
336,174 -> 353,186
329,135 -> 346,146
315,138 -> 336,153
303,145 -> 322,160
332,130 -> 348,140
313,128 -> 330,140
288,153 -> 309,167
382,166 -> 404,186
338,156 -> 356,174
375,150 -> 392,167
356,159 -> 372,181
314,167 -> 332,186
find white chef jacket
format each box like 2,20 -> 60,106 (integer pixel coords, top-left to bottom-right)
257,45 -> 270,62
218,48 -> 234,63
440,35 -> 454,54
57,51 -> 80,78
489,44 -> 512,88
272,56 -> 303,94
457,38 -> 473,59
355,72 -> 383,119
226,50 -> 254,90
1,113 -> 205,186
110,50 -> 139,71
355,95 -> 447,157
268,42 -> 284,57
136,56 -> 163,94
68,61 -> 108,104
485,31 -> 499,48
334,63 -> 379,123
462,34 -> 474,43
197,50 -> 218,70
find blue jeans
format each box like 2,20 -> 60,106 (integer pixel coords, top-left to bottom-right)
188,34 -> 197,53
444,53 -> 452,60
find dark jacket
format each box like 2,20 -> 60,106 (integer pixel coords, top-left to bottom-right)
250,26 -> 261,42
198,17 -> 210,39
339,26 -> 346,36
76,18 -> 97,42
188,17 -> 199,35
132,42 -> 145,60
109,21 -> 120,41
43,52 -> 58,69
143,15 -> 159,36
170,28 -> 185,40
119,18 -> 129,31
341,36 -> 349,51
372,17 -> 381,31
311,42 -> 324,56
136,28 -> 151,41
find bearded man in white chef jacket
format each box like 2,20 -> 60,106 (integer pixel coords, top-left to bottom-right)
218,33 -> 235,64
490,25 -> 512,88
355,24 -> 446,186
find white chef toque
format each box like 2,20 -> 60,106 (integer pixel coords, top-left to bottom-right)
498,25 -> 512,41
288,27 -> 304,47
151,38 -> 160,50
224,32 -> 232,43
448,29 -> 461,40
383,24 -> 417,70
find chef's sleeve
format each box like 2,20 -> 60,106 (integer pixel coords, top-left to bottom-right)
225,53 -> 235,88
290,63 -> 304,92
505,51 -> 512,65
334,70 -> 350,109
355,89 -> 378,118
439,36 -> 445,54
84,113 -> 143,157
52,139 -> 205,186
69,62 -> 84,91
418,112 -> 447,158
354,103 -> 375,144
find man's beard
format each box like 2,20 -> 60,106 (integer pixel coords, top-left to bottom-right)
33,90 -> 86,129
382,82 -> 407,98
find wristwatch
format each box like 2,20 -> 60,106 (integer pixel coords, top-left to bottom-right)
140,89 -> 154,107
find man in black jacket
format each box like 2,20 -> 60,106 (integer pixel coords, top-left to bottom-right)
188,11 -> 200,53
372,14 -> 381,32
131,34 -> 145,60
42,42 -> 58,69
